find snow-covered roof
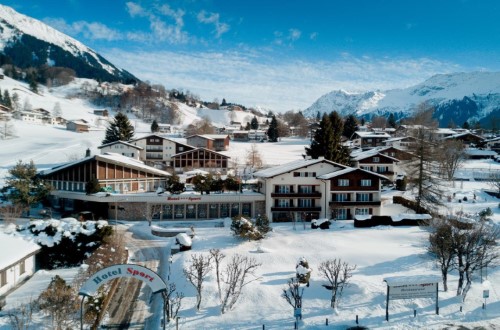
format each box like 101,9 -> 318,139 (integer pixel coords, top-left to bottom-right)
354,131 -> 391,138
98,140 -> 143,150
130,134 -> 193,148
465,148 -> 497,156
40,153 -> 171,177
187,134 -> 229,140
443,132 -> 484,140
253,158 -> 346,178
317,167 -> 389,180
0,231 -> 40,271
351,149 -> 400,162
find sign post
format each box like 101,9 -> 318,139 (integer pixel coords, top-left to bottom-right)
483,289 -> 489,309
384,275 -> 440,321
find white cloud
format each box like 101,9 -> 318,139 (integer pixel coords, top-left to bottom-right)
288,28 -> 301,41
197,11 -> 230,38
102,48 -> 463,112
125,1 -> 189,44
43,18 -> 123,41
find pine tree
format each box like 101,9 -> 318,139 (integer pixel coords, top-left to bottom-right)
85,176 -> 101,195
343,114 -> 358,139
2,90 -> 12,109
267,115 -> 279,142
166,174 -> 185,194
250,116 -> 259,130
462,121 -> 470,129
6,160 -> 52,216
28,73 -> 38,93
102,112 -> 135,144
151,119 -> 159,133
388,113 -> 397,128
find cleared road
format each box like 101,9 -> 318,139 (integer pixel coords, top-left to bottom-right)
104,226 -> 170,329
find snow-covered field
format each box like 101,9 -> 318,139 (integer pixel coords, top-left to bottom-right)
1,75 -> 499,329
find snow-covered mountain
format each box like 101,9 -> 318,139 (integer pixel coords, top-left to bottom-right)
304,72 -> 500,127
0,5 -> 137,83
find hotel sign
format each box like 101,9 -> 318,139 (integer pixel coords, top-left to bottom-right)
167,196 -> 202,201
79,264 -> 166,296
388,282 -> 437,300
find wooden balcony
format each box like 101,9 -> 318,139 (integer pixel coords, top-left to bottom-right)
329,201 -> 381,206
271,206 -> 321,212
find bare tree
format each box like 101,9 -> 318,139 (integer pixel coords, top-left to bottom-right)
183,254 -> 213,310
488,172 -> 500,196
370,115 -> 387,129
437,140 -> 466,180
318,259 -> 356,309
220,254 -> 261,314
7,299 -> 37,330
282,278 -> 304,311
38,275 -> 79,330
52,102 -> 62,118
454,222 -> 499,301
0,204 -> 23,224
185,116 -> 216,136
144,204 -> 163,226
162,283 -> 184,322
245,143 -> 263,169
428,218 -> 456,291
0,118 -> 16,139
209,248 -> 226,300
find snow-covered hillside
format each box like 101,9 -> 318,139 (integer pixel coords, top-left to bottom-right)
304,71 -> 500,126
0,4 -> 136,83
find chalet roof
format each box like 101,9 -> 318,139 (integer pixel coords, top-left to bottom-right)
253,158 -> 346,179
98,140 -> 143,150
130,134 -> 193,148
40,153 -> 171,177
68,119 -> 90,125
317,167 -> 389,180
353,131 -> 391,138
172,147 -> 230,158
0,232 -> 40,271
186,134 -> 229,140
443,132 -> 484,141
351,149 -> 400,162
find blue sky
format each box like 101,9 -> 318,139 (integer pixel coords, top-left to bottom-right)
3,0 -> 500,111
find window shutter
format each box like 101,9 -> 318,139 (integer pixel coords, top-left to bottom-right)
369,208 -> 373,215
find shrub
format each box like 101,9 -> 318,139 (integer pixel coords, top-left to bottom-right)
479,207 -> 493,220
230,216 -> 263,240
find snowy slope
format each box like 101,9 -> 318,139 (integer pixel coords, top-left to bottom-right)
304,71 -> 500,126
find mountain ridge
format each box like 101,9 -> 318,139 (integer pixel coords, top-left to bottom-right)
304,71 -> 500,127
0,4 -> 138,84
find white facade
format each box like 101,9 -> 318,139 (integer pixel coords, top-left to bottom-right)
0,233 -> 40,296
254,159 -> 344,222
99,141 -> 142,160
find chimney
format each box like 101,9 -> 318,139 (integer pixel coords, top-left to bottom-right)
85,148 -> 91,157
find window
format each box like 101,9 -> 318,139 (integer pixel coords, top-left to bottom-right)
373,157 -> 380,162
377,166 -> 388,173
356,193 -> 372,202
298,199 -> 312,207
335,193 -> 349,202
338,179 -> 349,186
278,199 -> 290,207
360,179 -> 372,186
1,270 -> 6,287
293,172 -> 316,177
355,208 -> 370,215
335,209 -> 347,220
277,185 -> 290,193
298,185 -> 313,193
19,259 -> 25,275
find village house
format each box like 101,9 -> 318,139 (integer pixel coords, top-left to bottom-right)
352,131 -> 392,150
186,134 -> 230,151
66,119 -> 90,132
98,140 -> 143,160
93,109 -> 109,117
443,132 -> 485,148
0,233 -> 40,301
351,149 -> 401,182
129,134 -> 195,168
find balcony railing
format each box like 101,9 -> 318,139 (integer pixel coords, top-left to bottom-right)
329,201 -> 381,206
271,191 -> 322,198
271,206 -> 321,212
